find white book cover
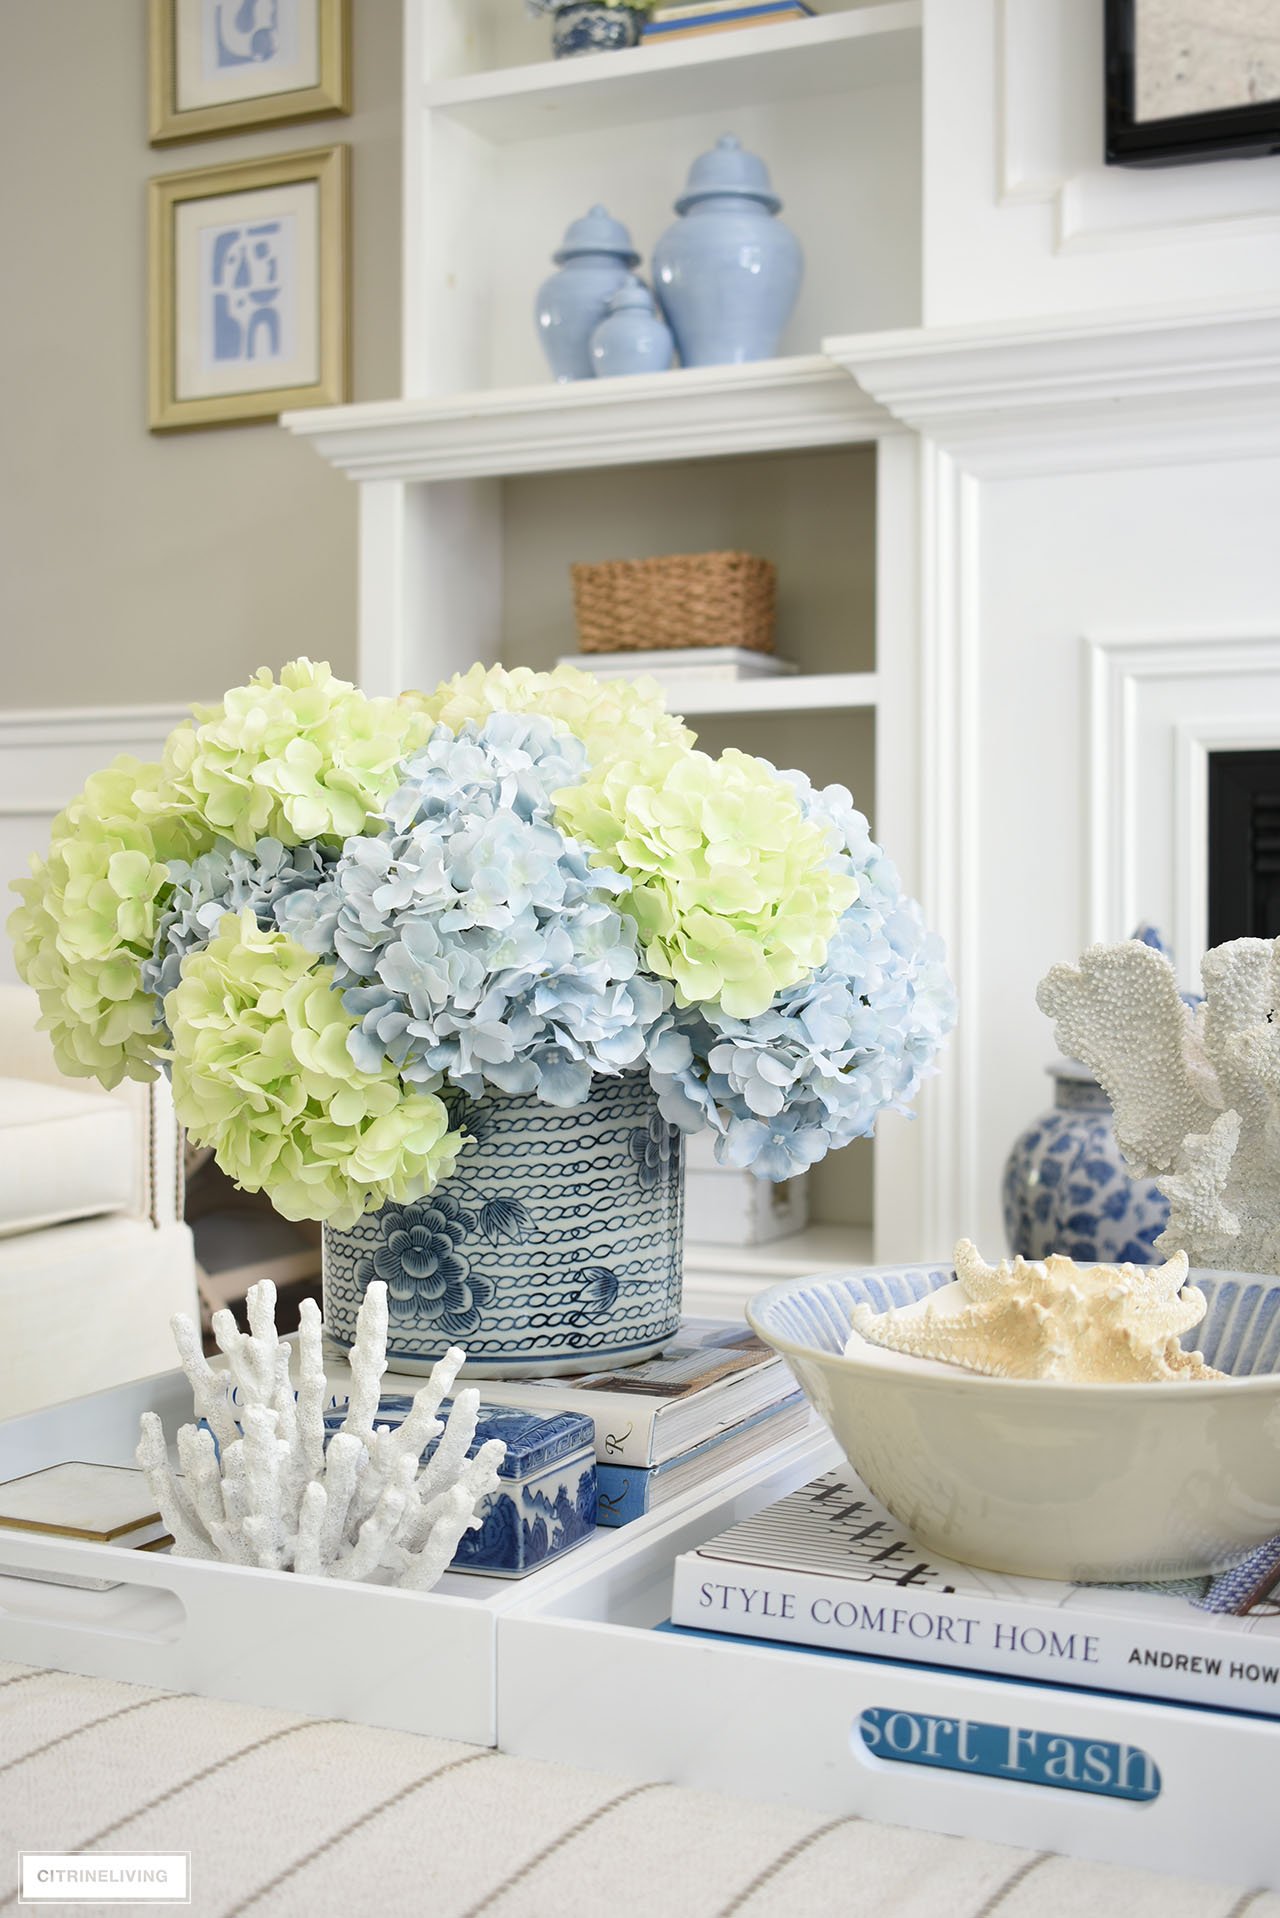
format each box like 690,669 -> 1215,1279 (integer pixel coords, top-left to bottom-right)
557,648 -> 797,682
477,1320 -> 793,1467
671,1468 -> 1280,1717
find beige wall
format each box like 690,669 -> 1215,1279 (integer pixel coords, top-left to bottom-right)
0,0 -> 402,712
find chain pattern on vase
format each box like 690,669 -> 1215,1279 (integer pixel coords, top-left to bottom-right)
323,1073 -> 684,1377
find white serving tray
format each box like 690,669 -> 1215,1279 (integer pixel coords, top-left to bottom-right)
497,1463 -> 1280,1892
0,1367 -> 830,1749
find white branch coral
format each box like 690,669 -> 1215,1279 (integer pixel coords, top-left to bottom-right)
136,1279 -> 506,1587
1037,936 -> 1280,1273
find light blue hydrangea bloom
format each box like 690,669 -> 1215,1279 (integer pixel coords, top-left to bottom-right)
308,714 -> 670,1107
647,770 -> 956,1179
142,838 -> 335,1029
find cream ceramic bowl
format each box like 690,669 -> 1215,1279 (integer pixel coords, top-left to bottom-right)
746,1262 -> 1280,1580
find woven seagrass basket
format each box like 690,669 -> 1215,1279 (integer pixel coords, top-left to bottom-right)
570,550 -> 776,654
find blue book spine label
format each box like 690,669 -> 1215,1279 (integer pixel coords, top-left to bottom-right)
595,1462 -> 652,1526
646,3 -> 811,32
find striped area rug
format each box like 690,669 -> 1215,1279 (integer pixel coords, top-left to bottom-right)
0,1661 -> 1273,1917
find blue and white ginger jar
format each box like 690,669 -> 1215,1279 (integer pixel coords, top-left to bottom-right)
323,1397 -> 598,1577
551,4 -> 643,57
1002,1062 -> 1170,1265
652,134 -> 803,368
535,205 -> 640,383
323,1074 -> 684,1378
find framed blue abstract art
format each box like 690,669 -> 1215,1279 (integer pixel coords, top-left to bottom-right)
148,145 -> 349,432
150,0 -> 350,145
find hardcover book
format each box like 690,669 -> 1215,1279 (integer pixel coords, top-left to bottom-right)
596,1394 -> 810,1524
671,1468 -> 1280,1717
644,12 -> 814,42
0,1463 -> 172,1592
476,1320 -> 795,1467
648,0 -> 813,23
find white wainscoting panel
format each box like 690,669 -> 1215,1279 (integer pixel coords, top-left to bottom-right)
0,708 -> 187,985
1086,632 -> 1280,994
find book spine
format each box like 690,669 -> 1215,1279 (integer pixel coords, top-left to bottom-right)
595,1463 -> 652,1526
588,1406 -> 661,1468
670,1557 -> 1280,1718
645,13 -> 810,37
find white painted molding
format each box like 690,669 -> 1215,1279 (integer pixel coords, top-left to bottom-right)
0,707 -> 190,814
1175,716 -> 1280,977
993,0 -> 1280,260
283,356 -> 892,483
828,298 -> 1280,475
1085,630 -> 1280,990
0,706 -> 189,984
916,442 -> 984,1244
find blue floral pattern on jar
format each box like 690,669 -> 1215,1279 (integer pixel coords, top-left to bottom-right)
1003,1066 -> 1169,1265
355,1196 -> 495,1336
628,1111 -> 680,1191
323,1072 -> 684,1377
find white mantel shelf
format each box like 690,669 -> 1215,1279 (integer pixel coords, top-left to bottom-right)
283,356 -> 891,484
422,4 -> 921,144
829,296 -> 1280,475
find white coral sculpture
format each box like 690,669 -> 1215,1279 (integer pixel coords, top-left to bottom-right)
136,1279 -> 506,1587
1037,935 -> 1280,1274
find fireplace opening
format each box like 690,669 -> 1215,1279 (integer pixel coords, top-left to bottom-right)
1208,749 -> 1280,946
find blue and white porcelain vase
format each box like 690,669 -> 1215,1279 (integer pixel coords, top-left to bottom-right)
1002,1062 -> 1170,1266
322,1074 -> 684,1378
551,4 -> 643,57
652,134 -> 803,368
535,205 -> 640,383
589,275 -> 675,378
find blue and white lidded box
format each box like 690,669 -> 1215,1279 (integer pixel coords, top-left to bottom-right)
322,1396 -> 598,1579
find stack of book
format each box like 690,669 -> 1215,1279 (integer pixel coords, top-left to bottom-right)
670,1465 -> 1280,1718
642,0 -> 815,45
0,1463 -> 172,1592
480,1320 -> 810,1525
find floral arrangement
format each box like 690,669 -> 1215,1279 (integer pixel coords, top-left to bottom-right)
10,657 -> 954,1227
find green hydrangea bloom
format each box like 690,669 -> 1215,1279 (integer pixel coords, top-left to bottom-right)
155,657 -> 431,851
7,757 -> 204,1087
167,910 -> 462,1226
408,661 -> 693,766
556,746 -> 857,1019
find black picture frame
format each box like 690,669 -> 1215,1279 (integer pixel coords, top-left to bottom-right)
1105,0 -> 1280,167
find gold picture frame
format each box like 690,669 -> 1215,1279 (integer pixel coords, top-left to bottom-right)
149,0 -> 350,146
149,144 -> 349,433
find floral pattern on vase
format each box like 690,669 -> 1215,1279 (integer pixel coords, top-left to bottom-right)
629,1111 -> 680,1191
355,1196 -> 495,1336
1002,1064 -> 1170,1266
323,1072 -> 684,1377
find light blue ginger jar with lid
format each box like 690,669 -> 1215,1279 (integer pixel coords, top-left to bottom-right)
535,205 -> 641,383
652,134 -> 803,368
589,275 -> 675,378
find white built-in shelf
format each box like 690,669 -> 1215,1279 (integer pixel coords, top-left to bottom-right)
423,5 -> 922,145
668,671 -> 878,716
684,1222 -> 873,1281
284,355 -> 890,483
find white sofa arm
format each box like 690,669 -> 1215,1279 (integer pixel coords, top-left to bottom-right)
0,984 -> 184,1230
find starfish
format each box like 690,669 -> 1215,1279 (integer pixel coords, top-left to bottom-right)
846,1240 -> 1223,1382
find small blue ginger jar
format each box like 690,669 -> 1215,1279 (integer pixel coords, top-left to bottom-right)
589,276 -> 675,378
1002,1061 -> 1170,1266
535,205 -> 640,383
652,134 -> 803,368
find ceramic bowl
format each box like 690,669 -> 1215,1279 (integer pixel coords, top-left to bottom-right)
746,1263 -> 1280,1580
